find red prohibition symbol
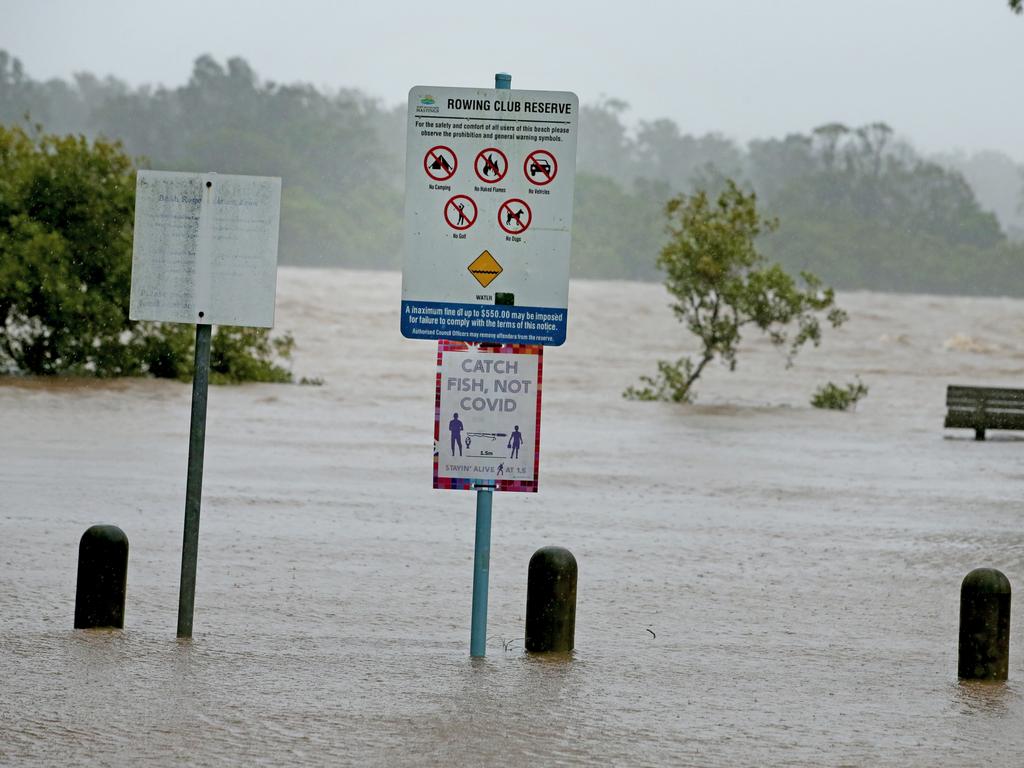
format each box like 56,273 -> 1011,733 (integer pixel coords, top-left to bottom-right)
424,145 -> 457,182
498,198 -> 532,235
445,195 -> 477,230
524,149 -> 557,185
474,147 -> 509,183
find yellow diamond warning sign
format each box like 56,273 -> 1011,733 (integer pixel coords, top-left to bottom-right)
468,250 -> 502,287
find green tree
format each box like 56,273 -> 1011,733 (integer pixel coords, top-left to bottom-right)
756,122 -> 1013,293
4,51 -> 1022,293
0,123 -> 292,381
1011,0 -> 1021,14
625,180 -> 846,403
0,51 -> 35,125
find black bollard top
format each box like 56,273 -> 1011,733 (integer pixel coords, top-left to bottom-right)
530,546 -> 578,572
81,524 -> 130,546
962,568 -> 1011,595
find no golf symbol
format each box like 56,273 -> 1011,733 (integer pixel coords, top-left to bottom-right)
445,195 -> 477,231
498,198 -> 531,235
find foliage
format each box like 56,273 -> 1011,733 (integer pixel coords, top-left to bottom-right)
1,52 -> 402,270
570,173 -> 665,279
209,327 -> 293,384
811,380 -> 869,411
0,124 -> 137,374
624,181 -> 846,403
0,123 -> 293,381
623,358 -> 697,403
1011,0 -> 1022,14
3,52 -> 1024,293
939,150 -> 1024,242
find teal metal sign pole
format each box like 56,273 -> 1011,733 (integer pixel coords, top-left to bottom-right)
469,71 -> 512,658
470,485 -> 492,656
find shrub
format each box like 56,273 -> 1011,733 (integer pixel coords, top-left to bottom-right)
0,123 -> 292,382
811,380 -> 868,411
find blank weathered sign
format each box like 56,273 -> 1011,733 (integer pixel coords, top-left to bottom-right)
129,170 -> 281,328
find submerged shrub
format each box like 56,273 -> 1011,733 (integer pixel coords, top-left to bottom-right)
0,124 -> 292,382
811,380 -> 868,411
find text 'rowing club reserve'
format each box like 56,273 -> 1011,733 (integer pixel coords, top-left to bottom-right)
444,98 -> 573,114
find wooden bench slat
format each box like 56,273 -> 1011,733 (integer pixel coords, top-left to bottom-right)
946,405 -> 1024,413
947,385 -> 1024,401
946,413 -> 1024,427
946,396 -> 1024,403
945,405 -> 1024,411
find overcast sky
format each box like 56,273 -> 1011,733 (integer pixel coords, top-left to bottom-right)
3,0 -> 1021,162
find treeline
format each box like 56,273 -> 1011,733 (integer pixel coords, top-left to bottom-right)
2,51 -> 1023,295
0,52 -> 404,271
576,104 -> 1024,292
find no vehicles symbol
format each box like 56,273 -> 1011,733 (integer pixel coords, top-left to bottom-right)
498,198 -> 531,235
424,145 -> 457,182
524,150 -> 557,186
445,195 -> 477,230
474,148 -> 508,183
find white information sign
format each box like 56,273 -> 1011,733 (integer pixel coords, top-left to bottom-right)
403,86 -> 579,346
434,341 -> 542,492
129,170 -> 282,328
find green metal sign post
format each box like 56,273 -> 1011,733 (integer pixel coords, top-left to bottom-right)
176,322 -> 211,639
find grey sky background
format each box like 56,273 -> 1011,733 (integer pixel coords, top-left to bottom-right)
3,0 -> 1021,162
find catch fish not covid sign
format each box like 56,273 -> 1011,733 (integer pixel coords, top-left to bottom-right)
434,340 -> 542,492
402,86 -> 579,346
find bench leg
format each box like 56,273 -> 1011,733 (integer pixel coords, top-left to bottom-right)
975,428 -> 986,441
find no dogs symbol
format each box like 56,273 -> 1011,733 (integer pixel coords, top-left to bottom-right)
498,198 -> 531,235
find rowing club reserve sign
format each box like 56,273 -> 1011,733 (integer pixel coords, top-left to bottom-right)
403,85 -> 579,346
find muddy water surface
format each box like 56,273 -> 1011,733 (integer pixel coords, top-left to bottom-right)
2,268 -> 1022,766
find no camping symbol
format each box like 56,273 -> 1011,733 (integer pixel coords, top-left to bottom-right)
445,195 -> 477,230
474,148 -> 508,183
524,150 -> 557,186
424,145 -> 457,182
498,198 -> 531,235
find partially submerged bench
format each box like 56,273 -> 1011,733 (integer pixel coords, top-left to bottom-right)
945,385 -> 1024,440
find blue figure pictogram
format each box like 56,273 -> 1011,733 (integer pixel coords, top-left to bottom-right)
449,412 -> 465,456
508,425 -> 523,459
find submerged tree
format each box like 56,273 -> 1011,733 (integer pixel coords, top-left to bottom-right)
624,180 -> 846,403
0,123 -> 292,381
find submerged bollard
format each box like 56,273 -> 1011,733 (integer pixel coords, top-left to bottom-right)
74,525 -> 129,629
525,546 -> 577,653
958,567 -> 1011,681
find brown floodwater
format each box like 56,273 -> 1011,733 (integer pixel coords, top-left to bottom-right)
2,268 -> 1022,766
